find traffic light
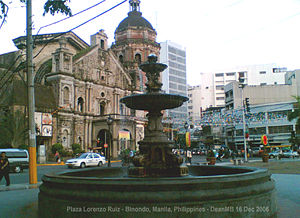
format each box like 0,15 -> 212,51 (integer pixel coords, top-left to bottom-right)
291,130 -> 295,138
245,98 -> 250,113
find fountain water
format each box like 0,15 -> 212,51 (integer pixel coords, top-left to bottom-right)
39,56 -> 277,218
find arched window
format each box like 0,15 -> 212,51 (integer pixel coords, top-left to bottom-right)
62,129 -> 69,149
99,102 -> 105,116
119,55 -> 124,63
100,40 -> 105,49
63,87 -> 70,105
77,97 -> 84,112
135,53 -> 141,65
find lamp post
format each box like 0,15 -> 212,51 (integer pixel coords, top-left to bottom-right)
184,121 -> 189,162
239,76 -> 248,162
106,116 -> 113,167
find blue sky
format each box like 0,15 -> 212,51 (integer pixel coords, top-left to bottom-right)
1,0 -> 300,85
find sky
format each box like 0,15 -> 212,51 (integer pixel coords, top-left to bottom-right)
1,0 -> 300,85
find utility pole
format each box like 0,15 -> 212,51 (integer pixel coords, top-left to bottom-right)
239,76 -> 248,162
27,0 -> 37,184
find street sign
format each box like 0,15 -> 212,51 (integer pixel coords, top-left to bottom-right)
261,135 -> 268,145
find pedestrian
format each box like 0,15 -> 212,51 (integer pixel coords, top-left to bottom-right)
0,152 -> 10,186
54,151 -> 60,163
187,149 -> 192,164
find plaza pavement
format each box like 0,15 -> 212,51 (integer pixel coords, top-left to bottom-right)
0,160 -> 299,218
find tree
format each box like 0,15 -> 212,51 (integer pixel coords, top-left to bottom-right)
0,0 -> 71,21
288,96 -> 300,149
288,96 -> 300,127
0,109 -> 28,148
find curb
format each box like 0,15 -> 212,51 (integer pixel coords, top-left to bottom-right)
0,182 -> 42,192
37,160 -> 122,166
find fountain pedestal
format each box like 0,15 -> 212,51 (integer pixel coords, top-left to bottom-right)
120,55 -> 189,177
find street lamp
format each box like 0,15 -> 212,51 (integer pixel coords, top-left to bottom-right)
106,116 -> 113,167
239,76 -> 248,162
184,121 -> 189,162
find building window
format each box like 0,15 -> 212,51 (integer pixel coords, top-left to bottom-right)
216,85 -> 224,90
215,73 -> 224,77
63,87 -> 70,105
77,97 -> 84,112
216,97 -> 225,100
119,55 -> 124,63
100,40 -> 105,49
226,72 -> 235,76
99,102 -> 105,116
238,72 -> 246,78
135,53 -> 141,65
269,125 -> 293,134
259,71 -> 266,74
260,83 -> 267,86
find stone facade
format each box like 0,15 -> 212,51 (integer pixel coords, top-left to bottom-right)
0,0 -> 160,159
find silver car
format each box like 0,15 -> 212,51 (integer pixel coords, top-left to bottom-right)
280,150 -> 299,158
66,153 -> 106,168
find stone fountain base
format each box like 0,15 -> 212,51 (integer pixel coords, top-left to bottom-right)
38,165 -> 277,218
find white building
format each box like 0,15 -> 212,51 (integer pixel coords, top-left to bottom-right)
160,40 -> 188,120
188,83 -> 214,122
213,64 -> 287,107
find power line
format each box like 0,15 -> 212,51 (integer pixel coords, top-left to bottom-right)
33,0 -> 128,59
36,0 -> 107,35
0,2 -> 8,30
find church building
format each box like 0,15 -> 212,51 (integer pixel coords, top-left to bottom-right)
0,0 -> 159,159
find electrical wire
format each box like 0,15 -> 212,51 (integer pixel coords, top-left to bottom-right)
36,0 -> 106,35
0,2 -> 8,30
33,0 -> 127,59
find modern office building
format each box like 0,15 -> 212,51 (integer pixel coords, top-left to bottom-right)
213,64 -> 287,107
160,40 -> 188,120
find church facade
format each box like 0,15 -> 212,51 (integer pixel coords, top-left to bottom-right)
0,0 -> 160,158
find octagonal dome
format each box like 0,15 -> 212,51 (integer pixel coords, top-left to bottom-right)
115,11 -> 154,33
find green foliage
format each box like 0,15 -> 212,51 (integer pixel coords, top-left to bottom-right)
207,150 -> 215,157
119,148 -> 131,163
288,96 -> 300,147
71,143 -> 82,155
18,144 -> 28,150
51,143 -> 63,154
0,109 -> 28,148
43,0 -> 72,16
0,0 -> 72,21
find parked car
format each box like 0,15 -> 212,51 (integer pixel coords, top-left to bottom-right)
66,152 -> 106,168
280,150 -> 299,158
268,150 -> 281,159
0,148 -> 29,173
252,147 -> 263,157
192,149 -> 201,155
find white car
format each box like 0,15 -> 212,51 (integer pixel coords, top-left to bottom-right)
66,153 -> 106,168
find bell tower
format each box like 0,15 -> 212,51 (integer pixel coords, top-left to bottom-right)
112,0 -> 160,91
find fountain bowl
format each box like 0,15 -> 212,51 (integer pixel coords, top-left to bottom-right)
120,93 -> 189,111
38,165 -> 277,218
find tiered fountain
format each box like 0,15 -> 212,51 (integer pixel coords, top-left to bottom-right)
39,55 -> 277,218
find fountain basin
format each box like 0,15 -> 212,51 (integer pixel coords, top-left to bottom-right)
38,165 -> 277,217
120,93 -> 188,111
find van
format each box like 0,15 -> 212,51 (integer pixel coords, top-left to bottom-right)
0,149 -> 29,173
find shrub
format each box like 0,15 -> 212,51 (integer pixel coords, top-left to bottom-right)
71,143 -> 82,155
18,144 -> 28,150
51,143 -> 64,154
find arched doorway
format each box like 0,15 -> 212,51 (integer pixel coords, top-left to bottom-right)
118,129 -> 132,152
96,129 -> 112,159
